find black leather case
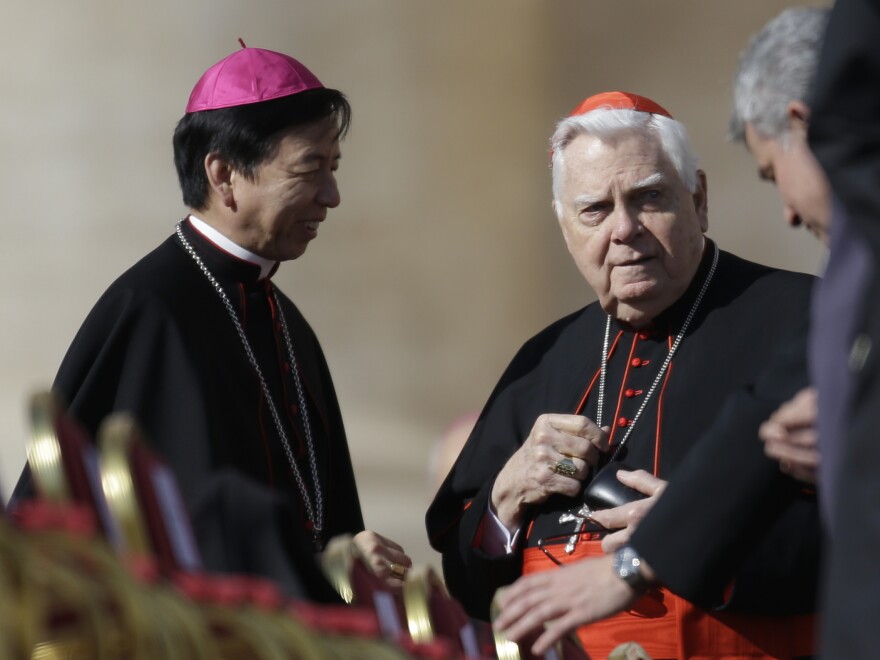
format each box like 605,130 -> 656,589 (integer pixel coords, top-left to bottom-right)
583,462 -> 647,510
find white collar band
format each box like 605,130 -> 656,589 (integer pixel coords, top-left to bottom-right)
187,215 -> 278,280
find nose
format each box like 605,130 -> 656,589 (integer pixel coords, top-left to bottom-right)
610,205 -> 642,243
784,206 -> 802,228
317,173 -> 341,209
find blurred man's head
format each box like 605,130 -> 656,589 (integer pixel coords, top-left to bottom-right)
729,7 -> 831,244
550,93 -> 708,328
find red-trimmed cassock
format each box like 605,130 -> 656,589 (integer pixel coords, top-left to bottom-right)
13,217 -> 363,601
426,242 -> 822,659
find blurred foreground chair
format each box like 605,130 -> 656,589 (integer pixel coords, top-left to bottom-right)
321,533 -> 409,639
98,411 -> 423,659
322,534 -> 470,658
401,564 -> 495,659
99,412 -> 345,659
18,390 -> 184,658
19,392 -> 458,658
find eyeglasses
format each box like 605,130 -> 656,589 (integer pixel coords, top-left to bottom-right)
536,519 -> 609,566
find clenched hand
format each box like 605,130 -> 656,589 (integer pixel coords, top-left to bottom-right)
491,414 -> 609,530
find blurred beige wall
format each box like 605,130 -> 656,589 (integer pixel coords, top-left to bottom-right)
1,1 -> 828,568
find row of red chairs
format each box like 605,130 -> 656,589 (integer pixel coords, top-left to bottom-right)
8,390 -> 587,659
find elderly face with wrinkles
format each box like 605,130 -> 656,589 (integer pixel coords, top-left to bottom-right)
555,129 -> 709,328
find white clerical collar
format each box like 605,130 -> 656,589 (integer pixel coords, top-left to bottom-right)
187,215 -> 278,280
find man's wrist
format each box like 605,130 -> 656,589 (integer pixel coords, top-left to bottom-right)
611,545 -> 655,593
490,477 -> 524,530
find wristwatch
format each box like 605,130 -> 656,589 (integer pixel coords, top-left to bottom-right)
612,545 -> 651,591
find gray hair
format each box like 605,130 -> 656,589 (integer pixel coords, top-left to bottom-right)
550,109 -> 700,217
729,7 -> 830,143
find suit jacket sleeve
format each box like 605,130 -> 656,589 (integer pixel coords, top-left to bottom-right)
807,0 -> 880,655
631,336 -> 822,613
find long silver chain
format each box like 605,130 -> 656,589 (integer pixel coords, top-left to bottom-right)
598,243 -> 719,460
175,220 -> 324,544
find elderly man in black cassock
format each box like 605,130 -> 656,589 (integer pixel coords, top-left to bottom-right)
426,91 -> 821,659
492,9 -> 834,656
12,45 -> 411,599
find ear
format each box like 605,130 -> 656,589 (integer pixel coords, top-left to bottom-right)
786,100 -> 811,137
205,153 -> 236,210
693,170 -> 709,233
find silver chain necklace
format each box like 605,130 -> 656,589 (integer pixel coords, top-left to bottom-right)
598,242 -> 719,460
175,219 -> 324,545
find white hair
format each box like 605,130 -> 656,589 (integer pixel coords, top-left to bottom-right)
550,108 -> 700,218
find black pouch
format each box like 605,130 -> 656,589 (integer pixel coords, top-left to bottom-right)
582,462 -> 647,511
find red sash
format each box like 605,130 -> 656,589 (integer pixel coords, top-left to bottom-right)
523,540 -> 816,659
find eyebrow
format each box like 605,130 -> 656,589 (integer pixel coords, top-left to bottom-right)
632,172 -> 665,189
571,193 -> 605,208
570,172 -> 666,207
294,152 -> 342,169
303,151 -> 341,161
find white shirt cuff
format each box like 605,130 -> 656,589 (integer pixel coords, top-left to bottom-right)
480,502 -> 521,555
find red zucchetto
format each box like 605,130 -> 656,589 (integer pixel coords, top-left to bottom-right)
568,91 -> 673,119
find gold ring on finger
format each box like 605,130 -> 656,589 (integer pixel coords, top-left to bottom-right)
553,457 -> 578,478
389,561 -> 407,580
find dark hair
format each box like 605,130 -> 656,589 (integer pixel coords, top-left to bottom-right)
173,87 -> 351,210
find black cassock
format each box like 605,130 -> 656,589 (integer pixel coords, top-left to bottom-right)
427,243 -> 822,620
14,218 -> 363,601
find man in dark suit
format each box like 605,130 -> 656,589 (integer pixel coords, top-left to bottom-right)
492,8 -> 832,656
808,0 -> 880,656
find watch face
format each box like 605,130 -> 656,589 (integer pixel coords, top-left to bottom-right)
614,546 -> 646,588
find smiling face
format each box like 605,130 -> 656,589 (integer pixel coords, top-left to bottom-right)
226,116 -> 342,261
555,130 -> 708,327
